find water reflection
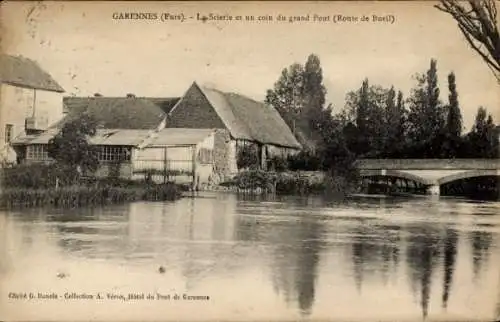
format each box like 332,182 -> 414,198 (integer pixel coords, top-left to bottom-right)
405,224 -> 442,319
470,230 -> 493,281
441,228 -> 458,309
1,194 -> 499,321
351,224 -> 401,292
235,203 -> 325,316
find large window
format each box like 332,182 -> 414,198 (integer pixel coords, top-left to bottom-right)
27,144 -> 49,161
5,124 -> 13,143
198,148 -> 213,164
97,146 -> 131,162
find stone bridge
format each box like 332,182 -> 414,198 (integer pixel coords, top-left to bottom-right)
355,159 -> 500,195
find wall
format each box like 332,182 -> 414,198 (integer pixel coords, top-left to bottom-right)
194,132 -> 215,186
0,84 -> 63,164
213,129 -> 237,182
266,144 -> 300,159
133,146 -> 195,174
167,84 -> 226,129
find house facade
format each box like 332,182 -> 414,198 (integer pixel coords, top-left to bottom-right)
0,54 -> 65,164
167,82 -> 302,178
12,127 -> 216,187
11,81 -> 301,184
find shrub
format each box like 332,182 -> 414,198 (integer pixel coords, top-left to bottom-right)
287,151 -> 322,171
233,170 -> 276,191
274,172 -> 325,195
237,144 -> 260,170
1,163 -> 80,189
267,156 -> 288,172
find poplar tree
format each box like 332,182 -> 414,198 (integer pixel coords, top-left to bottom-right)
442,72 -> 464,157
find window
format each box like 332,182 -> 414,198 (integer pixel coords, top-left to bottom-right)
27,145 -> 49,160
97,146 -> 131,162
5,124 -> 13,143
198,148 -> 213,164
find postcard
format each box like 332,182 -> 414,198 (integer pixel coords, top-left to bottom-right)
0,1 -> 499,321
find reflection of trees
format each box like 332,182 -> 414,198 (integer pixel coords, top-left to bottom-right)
294,218 -> 322,315
406,225 -> 441,320
470,229 -> 493,280
441,228 -> 458,309
351,224 -> 401,292
54,205 -> 131,256
236,211 -> 325,317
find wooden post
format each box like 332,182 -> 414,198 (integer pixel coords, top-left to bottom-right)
163,147 -> 167,184
192,145 -> 197,191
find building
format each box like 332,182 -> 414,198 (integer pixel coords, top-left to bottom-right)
0,54 -> 65,164
166,82 -> 302,174
12,127 -> 216,186
11,81 -> 301,184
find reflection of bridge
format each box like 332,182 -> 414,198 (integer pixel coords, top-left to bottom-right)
356,159 -> 500,195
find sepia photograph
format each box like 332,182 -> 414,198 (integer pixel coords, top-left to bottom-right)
0,1 -> 499,321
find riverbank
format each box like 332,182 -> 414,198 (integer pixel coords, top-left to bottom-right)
210,170 -> 358,197
0,182 -> 182,210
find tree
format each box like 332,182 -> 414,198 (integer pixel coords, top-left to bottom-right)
442,72 -> 464,157
266,54 -> 330,151
265,63 -> 305,124
383,86 -> 406,156
302,54 -> 328,144
435,0 -> 500,82
406,59 -> 446,157
445,72 -> 463,137
344,79 -> 389,157
47,113 -> 99,178
465,107 -> 499,158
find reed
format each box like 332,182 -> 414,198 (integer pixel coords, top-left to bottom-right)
0,183 -> 182,210
231,170 -> 327,195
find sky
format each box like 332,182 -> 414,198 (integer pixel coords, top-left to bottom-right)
1,1 -> 498,130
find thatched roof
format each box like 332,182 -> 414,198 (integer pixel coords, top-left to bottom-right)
147,97 -> 181,114
0,54 -> 64,92
60,97 -> 167,129
179,83 -> 301,149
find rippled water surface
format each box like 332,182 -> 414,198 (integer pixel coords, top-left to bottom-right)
1,192 -> 499,321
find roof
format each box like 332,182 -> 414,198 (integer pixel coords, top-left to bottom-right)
148,128 -> 215,146
147,97 -> 181,114
89,129 -> 151,146
59,97 -> 167,129
12,129 -> 152,147
0,54 -> 64,92
11,129 -> 59,145
194,84 -> 301,149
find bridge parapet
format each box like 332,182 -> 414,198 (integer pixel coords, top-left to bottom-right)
355,159 -> 500,170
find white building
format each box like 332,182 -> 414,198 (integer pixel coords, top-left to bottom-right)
0,54 -> 64,164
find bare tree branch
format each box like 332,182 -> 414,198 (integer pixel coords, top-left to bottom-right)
436,0 -> 500,83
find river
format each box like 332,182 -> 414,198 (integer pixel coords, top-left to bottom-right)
0,192 -> 499,321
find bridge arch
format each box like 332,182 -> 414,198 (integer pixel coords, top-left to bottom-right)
438,170 -> 500,185
359,169 -> 433,186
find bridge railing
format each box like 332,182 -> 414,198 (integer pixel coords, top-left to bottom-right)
355,159 -> 500,170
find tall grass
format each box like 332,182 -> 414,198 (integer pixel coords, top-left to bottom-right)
0,163 -> 182,209
231,170 -> 327,195
0,183 -> 182,209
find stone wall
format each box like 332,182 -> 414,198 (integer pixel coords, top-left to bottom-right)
212,129 -> 235,183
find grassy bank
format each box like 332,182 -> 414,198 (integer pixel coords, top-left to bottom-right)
0,164 -> 183,209
0,183 -> 182,209
227,170 -> 358,197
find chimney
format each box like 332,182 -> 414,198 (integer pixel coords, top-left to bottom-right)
126,93 -> 135,98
